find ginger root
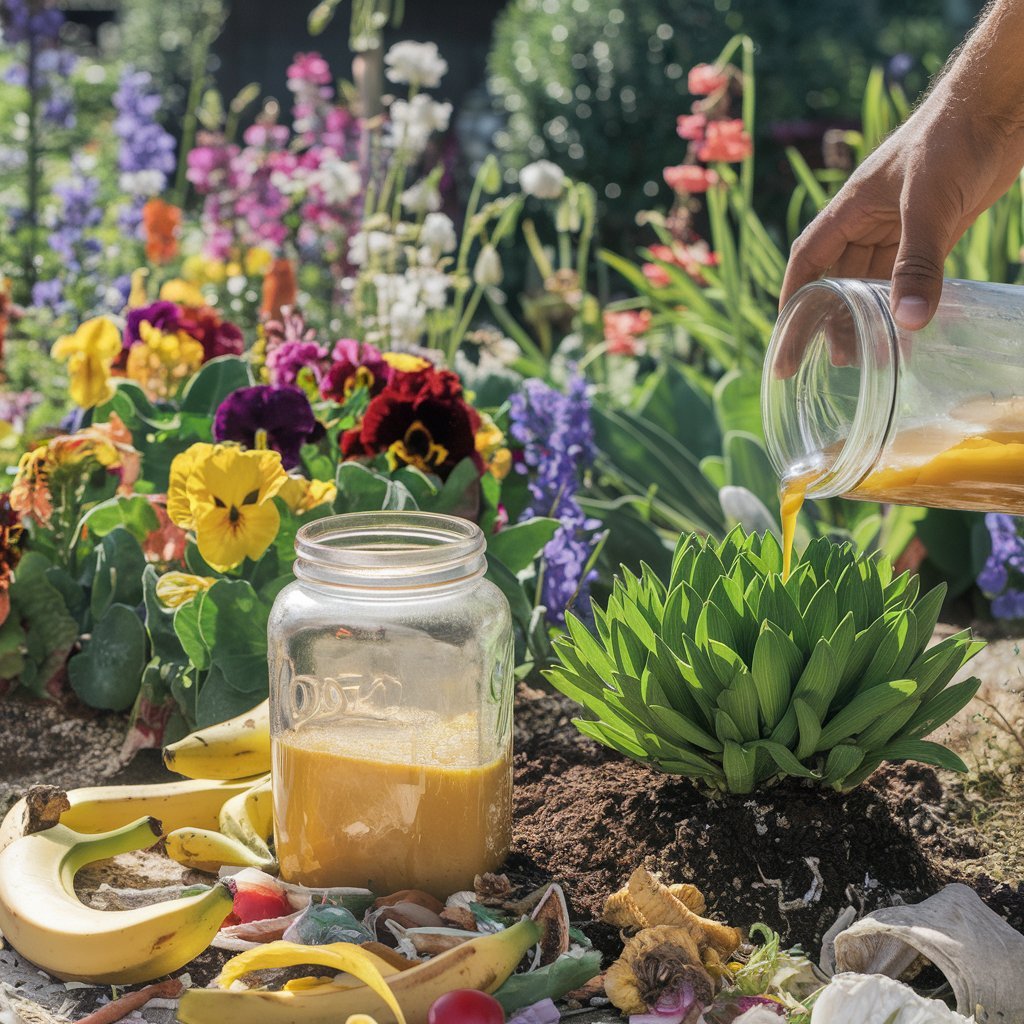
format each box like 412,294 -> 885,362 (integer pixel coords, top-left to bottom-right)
601,868 -> 743,1016
604,925 -> 715,1015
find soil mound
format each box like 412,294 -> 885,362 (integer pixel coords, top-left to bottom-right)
510,686 -> 1016,955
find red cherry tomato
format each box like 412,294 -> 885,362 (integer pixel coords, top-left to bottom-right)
427,990 -> 505,1024
226,882 -> 292,925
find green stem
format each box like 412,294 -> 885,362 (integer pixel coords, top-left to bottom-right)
174,23 -> 219,206
24,24 -> 40,290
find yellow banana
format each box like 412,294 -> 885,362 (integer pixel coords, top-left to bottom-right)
217,776 -> 275,864
177,918 -> 542,1024
0,775 -> 269,855
165,825 -> 277,874
164,700 -> 271,780
0,817 -> 233,984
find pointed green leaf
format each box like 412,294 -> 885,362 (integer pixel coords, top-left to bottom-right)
856,697 -> 921,752
823,744 -> 866,786
793,697 -> 822,760
716,667 -> 761,742
649,704 -> 723,753
876,738 -> 968,774
722,741 -> 757,794
903,678 -> 981,740
751,739 -> 818,779
791,637 -> 840,720
750,622 -> 801,730
817,679 -> 918,750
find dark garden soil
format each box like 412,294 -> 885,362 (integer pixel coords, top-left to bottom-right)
510,684 -> 1024,959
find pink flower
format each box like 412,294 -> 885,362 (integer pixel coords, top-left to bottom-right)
287,52 -> 332,87
688,63 -> 729,95
676,113 -> 707,141
603,310 -> 651,357
697,119 -> 753,163
663,164 -> 719,193
642,241 -> 718,288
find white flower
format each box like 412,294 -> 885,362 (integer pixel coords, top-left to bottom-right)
389,95 -> 452,153
384,41 -> 448,88
519,159 -> 565,200
119,170 -> 166,197
401,177 -> 442,214
410,266 -> 452,309
473,245 -> 503,288
348,230 -> 394,266
310,158 -> 361,205
419,213 -> 457,256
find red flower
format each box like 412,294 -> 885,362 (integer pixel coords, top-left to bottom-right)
261,259 -> 298,322
676,113 -> 707,141
663,164 -> 719,194
642,241 -> 718,288
603,310 -> 651,356
688,63 -> 729,95
320,339 -> 392,402
697,119 -> 752,163
142,199 -> 181,264
178,305 -> 244,361
341,368 -> 483,479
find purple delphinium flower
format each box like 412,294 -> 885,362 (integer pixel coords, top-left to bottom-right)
48,163 -> 102,270
213,385 -> 322,470
978,512 -> 1024,620
113,67 -> 177,236
509,373 -> 599,626
265,340 -> 328,389
31,277 -> 64,311
124,300 -> 181,349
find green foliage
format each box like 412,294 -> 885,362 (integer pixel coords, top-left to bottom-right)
546,528 -> 983,794
67,603 -> 148,711
488,0 -> 724,228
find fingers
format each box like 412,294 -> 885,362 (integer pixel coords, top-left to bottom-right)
889,185 -> 958,331
778,209 -> 851,311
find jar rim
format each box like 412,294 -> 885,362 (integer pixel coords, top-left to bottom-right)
762,277 -> 899,499
293,511 -> 487,589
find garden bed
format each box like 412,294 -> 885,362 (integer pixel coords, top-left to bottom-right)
3,644 -> 1024,1021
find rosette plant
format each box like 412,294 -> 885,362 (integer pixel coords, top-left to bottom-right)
547,528 -> 983,794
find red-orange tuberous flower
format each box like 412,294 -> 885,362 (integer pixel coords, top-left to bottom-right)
142,199 -> 181,264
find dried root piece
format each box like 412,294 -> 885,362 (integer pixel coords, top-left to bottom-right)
602,888 -> 648,930
627,867 -> 741,958
604,925 -> 714,1015
669,883 -> 706,915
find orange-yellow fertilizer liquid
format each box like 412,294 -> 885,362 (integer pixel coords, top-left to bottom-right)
273,710 -> 511,898
780,427 -> 1024,578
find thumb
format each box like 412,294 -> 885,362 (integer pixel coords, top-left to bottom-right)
889,193 -> 954,332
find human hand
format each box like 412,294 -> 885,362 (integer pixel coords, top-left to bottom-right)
780,77 -> 1024,339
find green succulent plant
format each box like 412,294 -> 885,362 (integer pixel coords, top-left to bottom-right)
546,528 -> 983,794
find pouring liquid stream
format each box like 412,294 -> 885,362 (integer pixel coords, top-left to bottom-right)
779,423 -> 1024,580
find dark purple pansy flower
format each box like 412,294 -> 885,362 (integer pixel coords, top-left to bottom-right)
125,300 -> 181,349
213,385 -> 322,470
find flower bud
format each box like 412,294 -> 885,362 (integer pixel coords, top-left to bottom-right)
519,159 -> 565,200
473,244 -> 503,288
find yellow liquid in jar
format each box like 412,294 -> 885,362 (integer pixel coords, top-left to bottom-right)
779,425 -> 1024,577
273,710 -> 511,898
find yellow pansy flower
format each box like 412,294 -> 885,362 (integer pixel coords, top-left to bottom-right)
125,322 -> 204,400
51,316 -> 122,409
168,443 -> 288,572
279,475 -> 337,515
127,268 -> 150,308
244,247 -> 273,276
475,413 -> 512,481
382,351 -> 431,373
182,254 -> 227,286
155,571 -> 216,609
159,278 -> 206,307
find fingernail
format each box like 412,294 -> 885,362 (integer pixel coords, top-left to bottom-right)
893,296 -> 930,331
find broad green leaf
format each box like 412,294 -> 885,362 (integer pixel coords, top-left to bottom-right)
68,604 -> 146,712
856,697 -> 921,752
904,678 -> 981,740
876,738 -> 968,774
803,582 -> 839,645
792,638 -> 840,719
817,679 -> 918,750
179,356 -> 254,415
716,667 -> 761,741
750,622 -> 800,730
649,704 -> 722,753
822,744 -> 865,787
752,739 -> 817,779
723,741 -> 757,794
793,697 -> 822,760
